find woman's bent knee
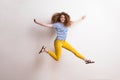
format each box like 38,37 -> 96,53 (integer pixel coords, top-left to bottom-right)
55,57 -> 60,61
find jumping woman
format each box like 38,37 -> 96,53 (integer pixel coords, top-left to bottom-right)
34,12 -> 95,64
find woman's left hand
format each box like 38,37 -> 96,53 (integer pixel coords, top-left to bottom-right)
81,16 -> 86,20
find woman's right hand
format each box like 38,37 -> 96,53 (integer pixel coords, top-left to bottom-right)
33,19 -> 52,28
34,19 -> 37,24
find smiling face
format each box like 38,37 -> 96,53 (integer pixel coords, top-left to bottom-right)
60,15 -> 66,23
51,12 -> 71,26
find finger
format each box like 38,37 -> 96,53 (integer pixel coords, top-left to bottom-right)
34,19 -> 36,21
82,16 -> 86,19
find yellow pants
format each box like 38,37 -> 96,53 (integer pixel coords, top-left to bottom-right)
48,40 -> 86,61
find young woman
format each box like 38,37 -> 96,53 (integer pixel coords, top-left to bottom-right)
34,12 -> 95,64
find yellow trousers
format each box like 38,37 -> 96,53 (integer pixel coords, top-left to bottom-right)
48,40 -> 86,61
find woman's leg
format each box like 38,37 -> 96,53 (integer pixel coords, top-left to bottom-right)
47,40 -> 62,61
62,41 -> 86,61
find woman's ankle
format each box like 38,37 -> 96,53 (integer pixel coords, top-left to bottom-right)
44,48 -> 48,53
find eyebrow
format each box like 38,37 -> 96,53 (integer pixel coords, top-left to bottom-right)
60,16 -> 65,18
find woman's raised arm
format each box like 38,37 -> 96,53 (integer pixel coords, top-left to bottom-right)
71,16 -> 86,25
34,19 -> 53,28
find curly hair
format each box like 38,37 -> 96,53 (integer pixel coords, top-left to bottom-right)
51,12 -> 71,27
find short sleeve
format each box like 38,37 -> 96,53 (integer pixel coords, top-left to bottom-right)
52,23 -> 57,28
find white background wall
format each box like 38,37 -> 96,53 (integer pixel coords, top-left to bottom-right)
0,0 -> 120,80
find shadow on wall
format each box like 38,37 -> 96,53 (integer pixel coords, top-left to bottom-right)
20,24 -> 59,80
30,24 -> 56,46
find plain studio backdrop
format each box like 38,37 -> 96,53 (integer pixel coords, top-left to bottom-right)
0,0 -> 120,80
